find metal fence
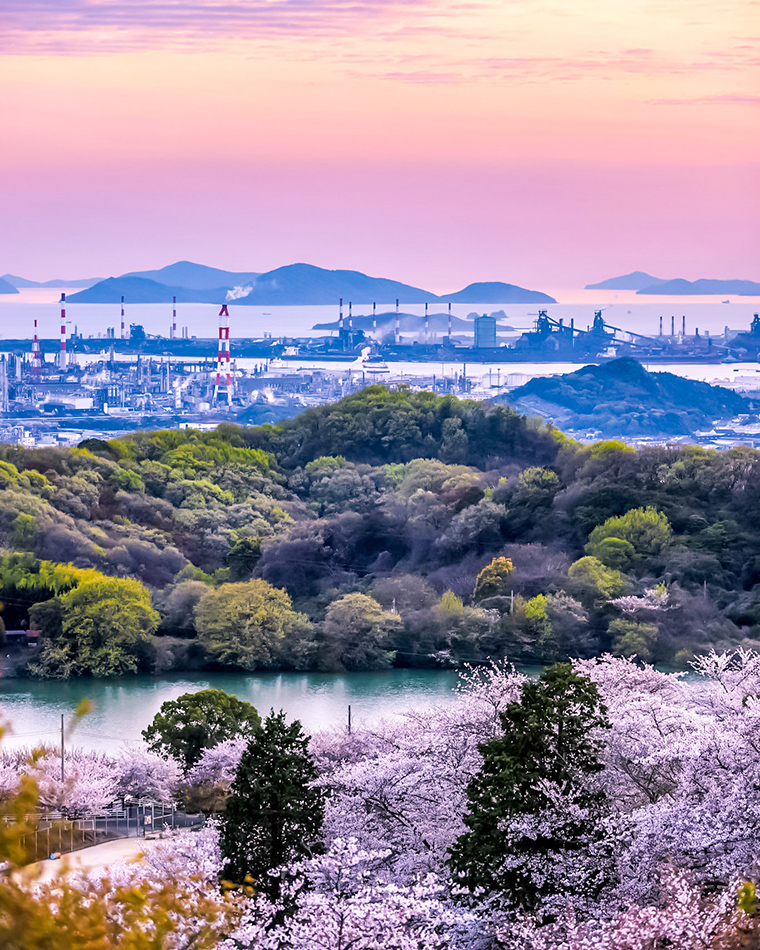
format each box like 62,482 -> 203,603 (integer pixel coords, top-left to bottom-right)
17,804 -> 204,865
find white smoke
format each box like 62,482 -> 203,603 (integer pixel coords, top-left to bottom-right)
226,285 -> 253,301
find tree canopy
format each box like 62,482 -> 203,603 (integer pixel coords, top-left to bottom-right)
142,688 -> 261,769
219,710 -> 325,895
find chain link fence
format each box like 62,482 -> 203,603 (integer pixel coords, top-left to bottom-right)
15,804 -> 204,865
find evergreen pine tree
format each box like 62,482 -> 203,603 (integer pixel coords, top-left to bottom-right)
449,663 -> 616,915
219,710 -> 325,896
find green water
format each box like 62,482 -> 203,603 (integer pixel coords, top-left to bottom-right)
0,669 -> 462,751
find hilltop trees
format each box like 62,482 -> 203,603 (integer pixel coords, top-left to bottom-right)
317,593 -> 402,671
194,579 -> 312,670
30,576 -> 158,678
0,388 -> 757,674
586,506 -> 673,567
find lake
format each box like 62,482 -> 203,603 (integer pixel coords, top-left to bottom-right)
0,669 -> 464,751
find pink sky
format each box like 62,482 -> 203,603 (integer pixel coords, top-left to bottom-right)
0,0 -> 757,289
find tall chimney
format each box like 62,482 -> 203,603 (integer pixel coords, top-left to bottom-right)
32,318 -> 41,377
213,304 -> 232,404
447,302 -> 452,340
395,299 -> 400,345
120,296 -> 125,339
59,293 -> 67,370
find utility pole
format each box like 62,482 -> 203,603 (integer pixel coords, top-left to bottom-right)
347,705 -> 352,735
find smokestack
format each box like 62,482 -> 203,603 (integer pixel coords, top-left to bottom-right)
348,301 -> 353,332
31,317 -> 41,377
448,302 -> 452,340
120,296 -> 125,340
424,302 -> 429,341
671,315 -> 675,336
659,315 -> 663,336
213,304 -> 232,404
682,315 -> 686,337
372,302 -> 377,335
59,293 -> 67,370
339,298 -> 344,334
171,296 -> 177,340
395,299 -> 400,345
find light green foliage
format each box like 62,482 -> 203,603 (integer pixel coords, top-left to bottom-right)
31,576 -> 158,678
516,466 -> 561,497
0,554 -> 101,599
195,579 -> 312,670
318,592 -> 402,671
609,618 -> 659,662
569,556 -> 629,600
587,506 -> 673,562
109,467 -> 144,492
591,536 -> 636,569
589,440 -> 635,458
473,556 -> 514,601
524,594 -> 555,658
391,458 -> 480,499
439,590 -> 465,616
142,688 -> 261,769
524,593 -> 548,621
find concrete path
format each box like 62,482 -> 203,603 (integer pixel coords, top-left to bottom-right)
22,836 -> 163,884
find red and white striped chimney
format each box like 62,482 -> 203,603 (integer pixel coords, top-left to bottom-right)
213,304 -> 232,403
59,293 -> 67,370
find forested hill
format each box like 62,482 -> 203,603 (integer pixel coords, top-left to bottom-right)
504,358 -> 750,436
0,386 -> 758,679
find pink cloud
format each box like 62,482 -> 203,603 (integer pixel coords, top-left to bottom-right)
0,0 -> 482,54
649,93 -> 760,105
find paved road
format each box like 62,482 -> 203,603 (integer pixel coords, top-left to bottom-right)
22,836 -> 163,884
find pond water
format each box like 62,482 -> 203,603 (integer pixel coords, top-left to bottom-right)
0,669 -> 464,751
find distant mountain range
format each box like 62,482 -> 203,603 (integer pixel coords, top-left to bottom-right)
585,272 -> 668,290
501,358 -> 749,437
67,276 -> 228,305
61,261 -> 556,306
586,272 -> 760,295
122,261 -> 260,290
0,276 -> 19,295
636,278 -> 760,296
2,273 -> 102,289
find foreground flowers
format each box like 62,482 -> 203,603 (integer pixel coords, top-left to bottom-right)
3,651 -> 760,947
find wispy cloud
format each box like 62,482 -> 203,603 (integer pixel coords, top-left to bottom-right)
364,47 -> 759,86
649,93 -> 760,105
0,0 -> 489,54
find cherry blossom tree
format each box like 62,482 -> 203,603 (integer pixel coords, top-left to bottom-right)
115,747 -> 182,803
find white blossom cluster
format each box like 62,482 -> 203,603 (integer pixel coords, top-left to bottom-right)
8,651 -> 760,947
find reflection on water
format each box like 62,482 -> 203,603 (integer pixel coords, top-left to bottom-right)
0,669 -> 461,751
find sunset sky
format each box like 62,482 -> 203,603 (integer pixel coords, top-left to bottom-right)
1,0 -> 757,290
